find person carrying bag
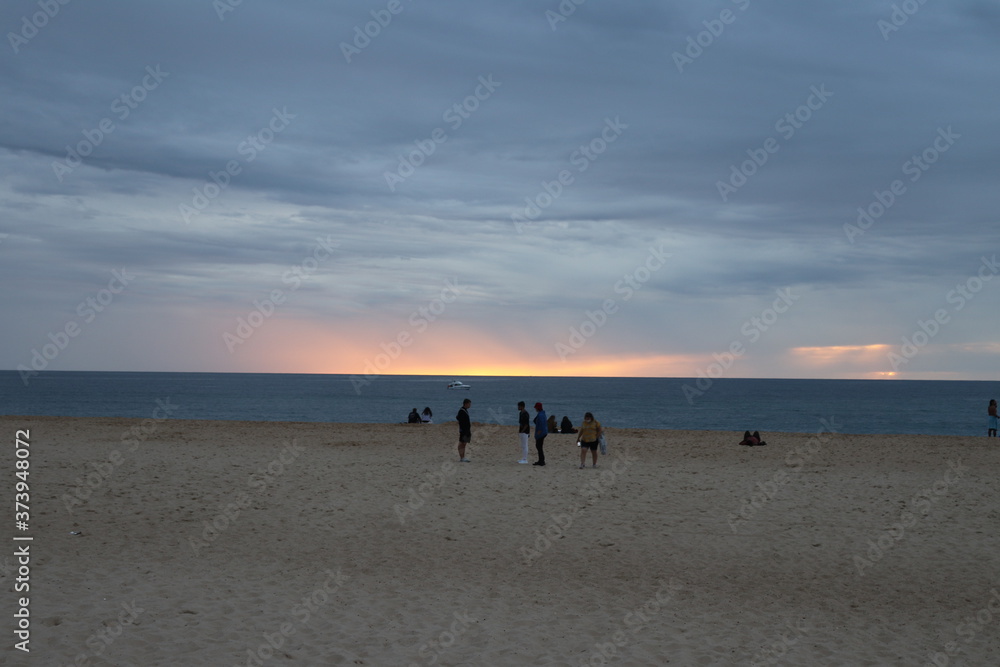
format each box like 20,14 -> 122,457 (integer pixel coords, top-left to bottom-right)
576,412 -> 603,468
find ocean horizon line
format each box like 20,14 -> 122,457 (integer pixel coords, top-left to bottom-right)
3,369 -> 995,384
3,372 -> 995,435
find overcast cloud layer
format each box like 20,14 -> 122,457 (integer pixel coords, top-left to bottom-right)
2,0 -> 999,381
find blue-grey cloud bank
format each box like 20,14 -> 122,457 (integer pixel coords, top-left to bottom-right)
2,0 -> 999,381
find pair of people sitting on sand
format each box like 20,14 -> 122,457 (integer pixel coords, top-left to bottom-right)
738,430 -> 767,447
407,407 -> 433,424
546,415 -> 578,434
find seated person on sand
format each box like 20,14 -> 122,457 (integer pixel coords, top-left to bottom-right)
547,414 -> 559,433
407,408 -> 422,424
738,430 -> 767,446
560,416 -> 577,434
421,407 -> 433,423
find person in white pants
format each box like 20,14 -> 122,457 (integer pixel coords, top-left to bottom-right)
517,401 -> 530,463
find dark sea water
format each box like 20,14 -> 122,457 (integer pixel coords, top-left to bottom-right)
0,371 -> 996,436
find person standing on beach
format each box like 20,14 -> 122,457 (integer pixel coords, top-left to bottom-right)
532,402 -> 548,466
517,401 -> 530,464
989,399 -> 998,437
576,412 -> 603,468
457,398 -> 472,462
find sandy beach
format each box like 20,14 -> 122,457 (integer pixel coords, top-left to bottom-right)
3,415 -> 999,666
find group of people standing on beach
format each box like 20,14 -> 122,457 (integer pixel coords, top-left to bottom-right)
456,399 -> 604,468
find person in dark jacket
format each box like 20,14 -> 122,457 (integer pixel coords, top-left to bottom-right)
560,416 -> 577,434
407,408 -> 421,423
456,399 -> 472,462
533,402 -> 548,466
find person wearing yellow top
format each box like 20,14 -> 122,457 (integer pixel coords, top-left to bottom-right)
576,412 -> 603,468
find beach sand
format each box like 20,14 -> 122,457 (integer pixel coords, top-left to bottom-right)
3,415 -> 999,666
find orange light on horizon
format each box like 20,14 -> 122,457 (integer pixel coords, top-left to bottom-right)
236,317 -> 954,379
343,352 -> 700,378
247,316 -> 703,377
229,315 -> 704,377
791,343 -> 892,360
789,344 -> 897,378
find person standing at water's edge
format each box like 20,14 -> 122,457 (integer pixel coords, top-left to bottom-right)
577,412 -> 603,468
517,401 -> 530,464
533,402 -> 548,466
989,399 -> 998,437
457,398 -> 472,462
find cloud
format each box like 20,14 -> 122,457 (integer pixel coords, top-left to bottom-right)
1,0 -> 998,379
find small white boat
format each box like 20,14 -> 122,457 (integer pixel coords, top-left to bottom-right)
446,380 -> 471,390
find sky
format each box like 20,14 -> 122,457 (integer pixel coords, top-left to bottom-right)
2,0 -> 999,381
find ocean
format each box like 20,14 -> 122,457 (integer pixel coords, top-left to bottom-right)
1,371 -> 996,436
